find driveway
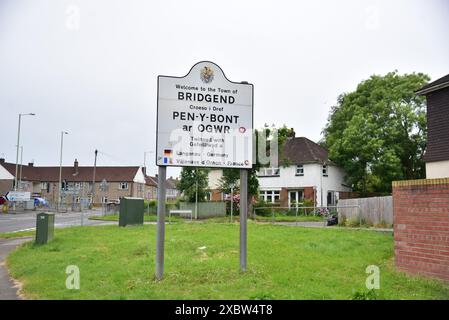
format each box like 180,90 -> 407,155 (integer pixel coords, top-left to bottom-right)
0,237 -> 32,300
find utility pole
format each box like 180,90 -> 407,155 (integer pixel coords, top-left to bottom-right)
91,149 -> 98,208
58,131 -> 68,212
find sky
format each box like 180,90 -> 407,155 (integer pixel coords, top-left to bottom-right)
0,0 -> 448,178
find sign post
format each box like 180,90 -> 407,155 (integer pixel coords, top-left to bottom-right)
155,61 -> 253,280
239,169 -> 248,272
155,166 -> 166,281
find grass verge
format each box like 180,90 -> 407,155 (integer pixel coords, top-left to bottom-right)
7,223 -> 449,299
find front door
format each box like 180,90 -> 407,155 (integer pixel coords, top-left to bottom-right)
288,190 -> 304,208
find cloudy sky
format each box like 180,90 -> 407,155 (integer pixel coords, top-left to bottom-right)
0,0 -> 448,177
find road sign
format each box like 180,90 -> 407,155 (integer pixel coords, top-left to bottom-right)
5,191 -> 31,202
156,61 -> 254,169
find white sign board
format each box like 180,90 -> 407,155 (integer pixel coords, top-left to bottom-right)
5,191 -> 31,202
156,61 -> 253,169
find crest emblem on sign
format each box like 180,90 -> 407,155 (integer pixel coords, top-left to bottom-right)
200,66 -> 214,84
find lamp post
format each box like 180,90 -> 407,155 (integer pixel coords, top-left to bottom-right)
14,113 -> 35,191
58,131 -> 68,212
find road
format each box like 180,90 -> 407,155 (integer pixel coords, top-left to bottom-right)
0,209 -> 114,234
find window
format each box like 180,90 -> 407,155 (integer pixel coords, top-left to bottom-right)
322,165 -> 328,177
101,196 -> 108,203
41,182 -> 50,193
296,164 -> 304,176
119,182 -> 129,190
75,196 -> 80,203
259,190 -> 280,203
257,167 -> 280,177
327,191 -> 337,206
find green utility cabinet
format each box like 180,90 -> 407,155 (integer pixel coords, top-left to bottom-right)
119,197 -> 144,227
35,212 -> 55,244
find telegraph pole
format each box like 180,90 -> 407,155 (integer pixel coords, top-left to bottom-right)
91,149 -> 98,208
58,131 -> 68,212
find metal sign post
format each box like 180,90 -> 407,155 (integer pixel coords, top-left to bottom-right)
239,169 -> 248,272
154,61 -> 253,280
155,165 -> 167,281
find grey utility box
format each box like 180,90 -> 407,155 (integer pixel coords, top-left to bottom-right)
119,197 -> 144,227
35,212 -> 55,245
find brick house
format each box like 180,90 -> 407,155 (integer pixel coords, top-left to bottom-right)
0,158 -> 146,205
416,73 -> 449,178
207,135 -> 351,207
144,175 -> 180,201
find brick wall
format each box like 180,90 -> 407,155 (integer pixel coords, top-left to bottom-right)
393,178 -> 449,282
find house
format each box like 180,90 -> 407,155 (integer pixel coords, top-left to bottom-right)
416,73 -> 449,178
144,175 -> 180,201
0,158 -> 146,205
207,134 -> 351,207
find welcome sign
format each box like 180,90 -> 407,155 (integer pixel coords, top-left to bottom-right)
156,61 -> 253,169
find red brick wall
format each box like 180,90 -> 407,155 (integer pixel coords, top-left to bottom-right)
393,178 -> 449,282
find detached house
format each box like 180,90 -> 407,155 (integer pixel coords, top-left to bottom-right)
416,73 -> 449,178
208,135 -> 351,207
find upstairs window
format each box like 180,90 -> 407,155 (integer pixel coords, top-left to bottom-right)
322,165 -> 328,177
257,167 -> 280,177
119,182 -> 129,190
296,164 -> 304,176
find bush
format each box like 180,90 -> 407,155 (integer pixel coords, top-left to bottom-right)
351,290 -> 379,300
253,200 -> 278,217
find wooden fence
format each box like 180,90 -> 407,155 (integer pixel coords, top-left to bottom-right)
337,196 -> 393,226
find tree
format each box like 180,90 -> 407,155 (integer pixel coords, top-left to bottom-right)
177,168 -> 209,202
218,125 -> 295,215
323,71 -> 429,193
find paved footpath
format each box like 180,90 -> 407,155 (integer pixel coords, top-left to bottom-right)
0,237 -> 32,300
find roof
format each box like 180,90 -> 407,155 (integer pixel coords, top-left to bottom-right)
416,74 -> 449,95
145,175 -> 179,190
282,137 -> 330,165
0,160 -> 141,183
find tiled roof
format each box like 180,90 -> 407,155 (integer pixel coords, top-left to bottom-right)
282,137 -> 330,164
145,175 -> 179,189
0,161 -> 140,182
416,74 -> 449,95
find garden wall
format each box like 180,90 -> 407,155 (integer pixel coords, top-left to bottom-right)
337,196 -> 393,226
393,178 -> 449,282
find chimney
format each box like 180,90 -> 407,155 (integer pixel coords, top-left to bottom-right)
287,128 -> 296,139
74,159 -> 79,175
28,162 -> 34,167
0,158 -> 5,164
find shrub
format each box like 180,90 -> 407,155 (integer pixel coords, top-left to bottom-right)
351,290 -> 379,300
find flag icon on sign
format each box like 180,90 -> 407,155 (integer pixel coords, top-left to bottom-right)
163,149 -> 173,164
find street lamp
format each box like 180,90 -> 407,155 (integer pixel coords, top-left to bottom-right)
58,131 -> 68,212
14,113 -> 35,191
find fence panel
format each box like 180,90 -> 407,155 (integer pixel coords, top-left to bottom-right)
180,202 -> 226,218
337,196 -> 393,225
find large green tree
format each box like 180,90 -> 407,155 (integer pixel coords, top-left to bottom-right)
177,168 -> 209,202
323,71 -> 429,193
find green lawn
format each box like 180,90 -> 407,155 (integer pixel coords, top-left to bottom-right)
89,214 -> 183,223
7,222 -> 449,300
